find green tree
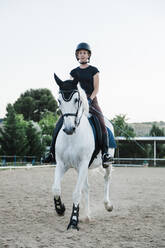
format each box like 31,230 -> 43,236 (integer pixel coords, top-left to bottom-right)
149,124 -> 164,136
111,114 -> 135,138
39,112 -> 58,135
0,104 -> 28,156
39,112 -> 59,146
14,88 -> 58,122
26,121 -> 45,157
111,114 -> 149,158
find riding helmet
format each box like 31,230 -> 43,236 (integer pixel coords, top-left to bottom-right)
75,42 -> 91,62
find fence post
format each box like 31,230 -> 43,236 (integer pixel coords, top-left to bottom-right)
32,157 -> 35,165
154,140 -> 156,167
2,157 -> 6,166
14,155 -> 16,166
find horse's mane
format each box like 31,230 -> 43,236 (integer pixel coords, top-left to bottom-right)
78,84 -> 89,117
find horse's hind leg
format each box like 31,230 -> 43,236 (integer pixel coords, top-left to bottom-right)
52,163 -> 67,216
81,176 -> 90,222
104,165 -> 113,212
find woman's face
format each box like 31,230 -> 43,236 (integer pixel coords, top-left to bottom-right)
77,49 -> 89,63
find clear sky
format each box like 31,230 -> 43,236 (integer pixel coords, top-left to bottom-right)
0,0 -> 164,123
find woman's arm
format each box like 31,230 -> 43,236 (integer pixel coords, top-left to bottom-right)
90,72 -> 99,100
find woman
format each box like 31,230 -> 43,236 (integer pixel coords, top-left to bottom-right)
44,42 -> 113,168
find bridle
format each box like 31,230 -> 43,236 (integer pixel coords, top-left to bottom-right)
59,89 -> 83,127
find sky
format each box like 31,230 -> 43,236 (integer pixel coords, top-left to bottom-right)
0,0 -> 165,123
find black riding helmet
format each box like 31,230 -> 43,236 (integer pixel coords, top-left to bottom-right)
75,42 -> 91,62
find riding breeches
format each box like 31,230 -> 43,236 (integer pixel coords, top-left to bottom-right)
89,97 -> 107,135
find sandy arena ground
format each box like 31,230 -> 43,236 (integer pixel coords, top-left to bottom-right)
0,166 -> 165,248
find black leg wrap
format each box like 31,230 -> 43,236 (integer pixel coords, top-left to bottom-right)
54,196 -> 65,216
67,204 -> 79,231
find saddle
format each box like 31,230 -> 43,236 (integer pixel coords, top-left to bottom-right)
88,115 -> 116,167
52,115 -> 116,166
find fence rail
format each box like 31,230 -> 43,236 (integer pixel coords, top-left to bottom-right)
113,157 -> 165,167
0,156 -> 165,167
0,155 -> 41,166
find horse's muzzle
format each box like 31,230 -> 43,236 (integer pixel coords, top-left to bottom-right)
63,127 -> 76,135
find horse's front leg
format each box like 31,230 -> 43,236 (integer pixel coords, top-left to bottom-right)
104,165 -> 113,212
52,163 -> 67,216
67,161 -> 89,231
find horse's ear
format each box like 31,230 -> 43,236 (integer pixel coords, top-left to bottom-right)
54,73 -> 63,86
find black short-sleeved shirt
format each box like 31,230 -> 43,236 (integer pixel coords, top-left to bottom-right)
70,65 -> 99,96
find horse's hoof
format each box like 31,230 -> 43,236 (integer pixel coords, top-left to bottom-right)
79,216 -> 91,223
104,202 -> 113,212
67,223 -> 79,231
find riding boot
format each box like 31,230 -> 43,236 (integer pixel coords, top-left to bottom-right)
43,116 -> 63,163
102,133 -> 113,168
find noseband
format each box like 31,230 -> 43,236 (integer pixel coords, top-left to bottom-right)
59,89 -> 83,127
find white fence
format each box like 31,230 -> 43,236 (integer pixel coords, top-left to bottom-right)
113,157 -> 165,167
0,156 -> 165,169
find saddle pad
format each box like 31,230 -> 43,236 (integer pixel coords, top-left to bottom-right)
88,117 -> 116,149
107,127 -> 117,148
88,117 -> 116,167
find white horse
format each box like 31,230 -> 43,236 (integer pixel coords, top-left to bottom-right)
52,74 -> 115,230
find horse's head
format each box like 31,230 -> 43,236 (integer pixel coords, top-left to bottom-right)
54,73 -> 87,135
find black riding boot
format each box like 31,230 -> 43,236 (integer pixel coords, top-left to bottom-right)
102,133 -> 113,168
43,117 -> 63,163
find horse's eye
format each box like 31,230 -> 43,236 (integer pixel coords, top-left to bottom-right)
74,98 -> 78,104
58,99 -> 61,105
